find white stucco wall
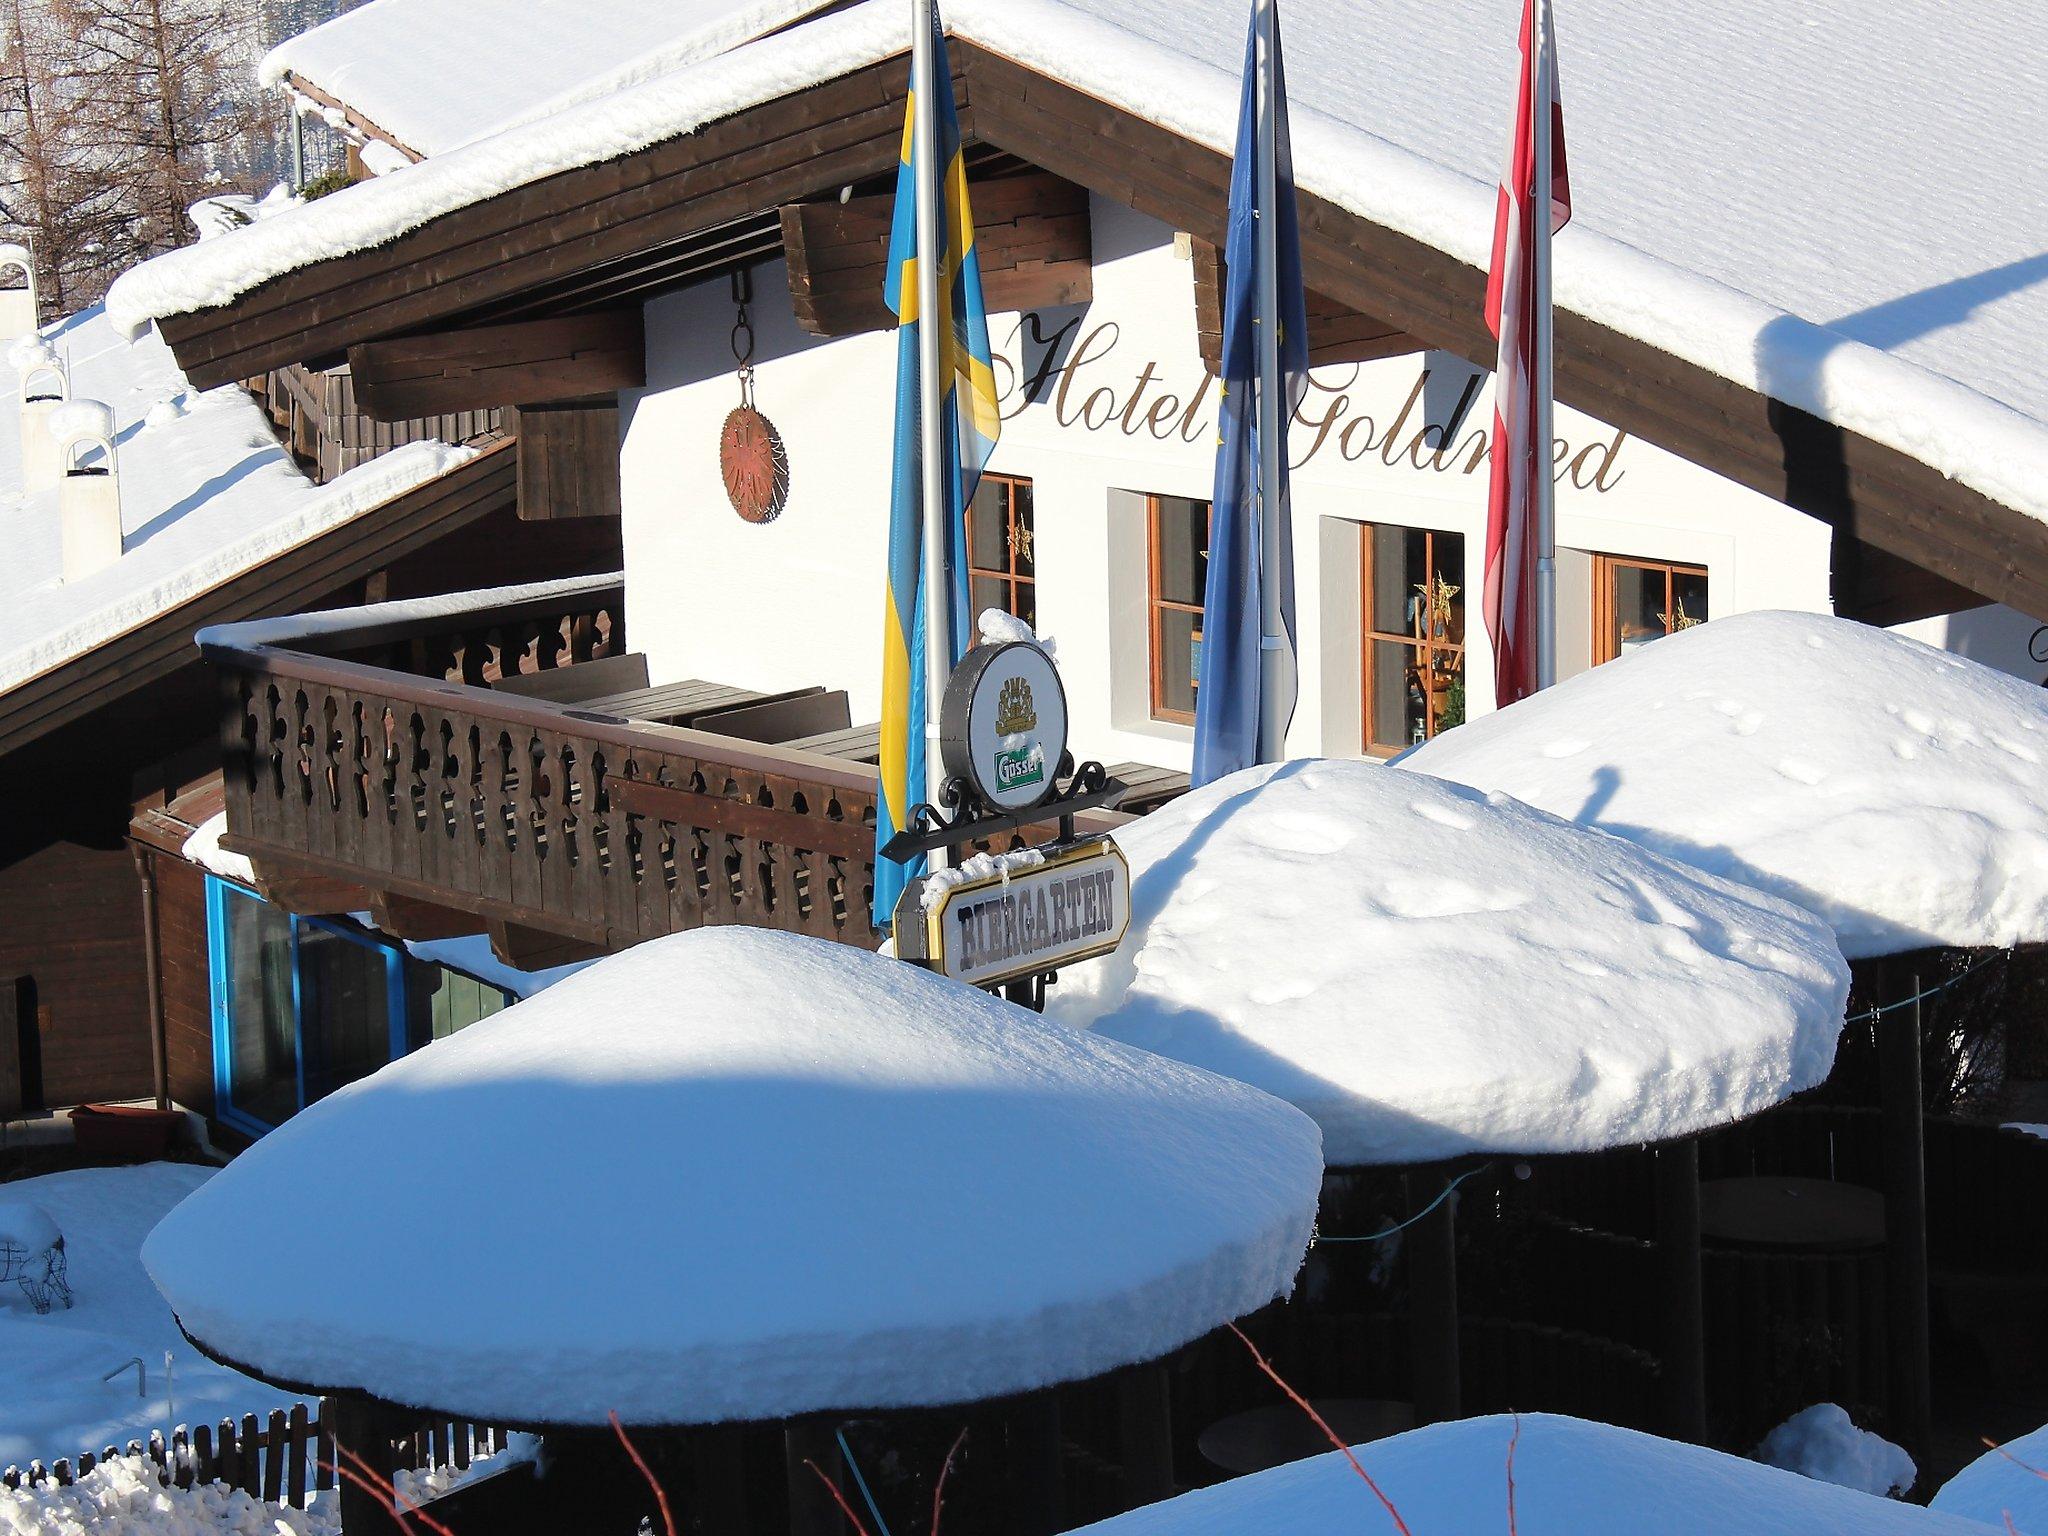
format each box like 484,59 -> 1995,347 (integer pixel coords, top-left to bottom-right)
621,196 -> 1841,771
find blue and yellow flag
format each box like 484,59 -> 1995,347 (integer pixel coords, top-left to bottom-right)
873,10 -> 1002,928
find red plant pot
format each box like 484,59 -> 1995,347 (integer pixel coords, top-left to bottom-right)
69,1104 -> 184,1160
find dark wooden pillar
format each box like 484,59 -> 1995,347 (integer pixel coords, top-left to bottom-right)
1115,1360 -> 1175,1509
1408,1166 -> 1462,1424
328,1395 -> 403,1534
1882,983 -> 1933,1457
1655,1136 -> 1708,1442
784,1417 -> 844,1536
1005,1390 -> 1064,1536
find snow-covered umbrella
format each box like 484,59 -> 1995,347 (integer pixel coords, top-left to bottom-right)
1045,755 -> 1848,1434
1062,1413 -> 2002,1536
1401,608 -> 2048,1453
1933,1423 -> 2048,1534
143,927 -> 1324,1531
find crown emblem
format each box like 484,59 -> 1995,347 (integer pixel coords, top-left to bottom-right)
994,676 -> 1037,736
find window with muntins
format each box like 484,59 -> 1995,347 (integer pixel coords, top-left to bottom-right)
1361,523 -> 1468,755
1594,554 -> 1709,664
965,473 -> 1035,629
1147,493 -> 1211,723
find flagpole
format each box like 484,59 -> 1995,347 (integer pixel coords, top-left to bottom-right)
1252,0 -> 1287,758
912,0 -> 953,866
1530,0 -> 1557,691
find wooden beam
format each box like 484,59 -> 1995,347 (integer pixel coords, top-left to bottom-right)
348,312 -> 643,421
367,891 -> 483,941
1833,539 -> 1989,627
253,872 -> 374,917
487,920 -> 605,972
780,169 -> 1092,336
511,399 -> 622,520
1190,236 -> 1420,373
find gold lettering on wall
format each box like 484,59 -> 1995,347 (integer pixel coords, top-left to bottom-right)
991,311 -> 1628,491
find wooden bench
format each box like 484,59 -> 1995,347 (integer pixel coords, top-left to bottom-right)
493,651 -> 651,704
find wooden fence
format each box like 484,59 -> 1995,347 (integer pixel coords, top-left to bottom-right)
249,362 -> 504,484
1,1403 -> 506,1512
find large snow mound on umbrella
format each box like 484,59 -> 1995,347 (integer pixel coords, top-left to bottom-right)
1403,611 -> 2048,960
1932,1423 -> 2048,1534
142,928 -> 1322,1425
1047,758 -> 1847,1165
1065,1414 -> 2000,1536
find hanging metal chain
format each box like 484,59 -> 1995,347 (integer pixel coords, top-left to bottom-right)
730,267 -> 756,410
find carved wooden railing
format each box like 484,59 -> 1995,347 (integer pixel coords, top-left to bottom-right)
248,363 -> 505,484
201,576 -> 884,951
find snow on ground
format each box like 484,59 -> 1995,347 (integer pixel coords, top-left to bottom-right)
0,1453 -> 337,1536
263,0 -> 835,159
1403,611 -> 2048,961
109,0 -> 2048,531
0,1167 -> 287,1473
1934,1424 -> 2048,1535
144,927 -> 1323,1425
1045,757 -> 1847,1166
1756,1403 -> 1915,1499
1067,1414 -> 1999,1536
0,305 -> 472,694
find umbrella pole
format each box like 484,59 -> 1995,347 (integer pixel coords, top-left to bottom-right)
1006,1389 -> 1065,1535
1655,1135 -> 1707,1441
784,1416 -> 844,1536
1116,1359 -> 1175,1507
1881,976 -> 1933,1458
1409,1165 -> 1462,1423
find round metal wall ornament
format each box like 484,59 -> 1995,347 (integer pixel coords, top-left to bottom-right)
720,403 -> 788,524
940,639 -> 1070,814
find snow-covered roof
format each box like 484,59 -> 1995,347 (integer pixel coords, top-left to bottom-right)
261,0 -> 832,159
1934,1424 -> 2048,1535
1066,1414 -> 2000,1536
1045,757 -> 1848,1166
1403,611 -> 2048,961
143,927 -> 1322,1424
0,306 -> 471,696
109,0 -> 2048,530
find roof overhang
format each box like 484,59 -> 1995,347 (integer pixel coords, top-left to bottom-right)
147,41 -> 2041,621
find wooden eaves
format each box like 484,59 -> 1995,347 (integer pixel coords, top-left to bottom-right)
151,41 -> 2041,623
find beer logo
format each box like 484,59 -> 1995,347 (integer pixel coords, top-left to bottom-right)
995,676 -> 1037,736
994,744 -> 1046,792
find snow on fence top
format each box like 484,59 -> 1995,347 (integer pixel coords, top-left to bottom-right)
108,0 -> 2048,530
1064,1413 -> 2002,1536
142,927 -> 1323,1426
260,0 -> 831,159
1933,1423 -> 2048,1535
0,305 -> 471,696
1403,611 -> 2048,961
1044,757 -> 1848,1166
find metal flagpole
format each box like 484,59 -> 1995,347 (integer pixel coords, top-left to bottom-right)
1253,0 -> 1287,758
912,0 -> 953,868
1530,0 -> 1558,691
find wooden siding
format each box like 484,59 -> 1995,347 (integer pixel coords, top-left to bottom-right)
780,169 -> 1092,336
249,363 -> 503,484
512,401 -> 624,520
153,852 -> 214,1119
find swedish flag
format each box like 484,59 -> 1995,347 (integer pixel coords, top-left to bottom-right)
873,9 -> 1001,928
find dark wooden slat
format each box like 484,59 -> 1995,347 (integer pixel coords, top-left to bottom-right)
350,313 -> 644,421
513,400 -> 623,520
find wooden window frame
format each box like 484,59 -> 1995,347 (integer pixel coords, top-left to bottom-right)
1359,523 -> 1467,758
963,472 -> 1036,624
1592,553 -> 1709,665
1146,494 -> 1211,725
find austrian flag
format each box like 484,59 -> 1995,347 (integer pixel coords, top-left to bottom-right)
1482,0 -> 1571,707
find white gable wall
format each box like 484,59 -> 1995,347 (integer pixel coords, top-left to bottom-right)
621,197 -> 1852,772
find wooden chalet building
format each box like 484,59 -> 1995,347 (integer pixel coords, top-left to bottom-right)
69,0 -> 2048,1146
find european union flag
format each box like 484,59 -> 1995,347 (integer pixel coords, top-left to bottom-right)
1192,0 -> 1308,786
873,7 -> 1002,927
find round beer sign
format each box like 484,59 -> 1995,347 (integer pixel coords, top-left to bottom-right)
940,640 -> 1069,813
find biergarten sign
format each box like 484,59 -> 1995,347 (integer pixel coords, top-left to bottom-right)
913,839 -> 1131,989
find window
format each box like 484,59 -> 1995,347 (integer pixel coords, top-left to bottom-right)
965,473 -> 1035,628
1361,523 -> 1467,756
1594,554 -> 1708,664
1147,494 -> 1211,723
208,879 -> 511,1136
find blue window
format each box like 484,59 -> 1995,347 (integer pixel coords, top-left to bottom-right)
206,878 -> 509,1138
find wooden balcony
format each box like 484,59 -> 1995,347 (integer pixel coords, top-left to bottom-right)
248,362 -> 505,484
201,576 -> 894,955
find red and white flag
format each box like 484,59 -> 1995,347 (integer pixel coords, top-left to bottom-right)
1482,0 -> 1571,707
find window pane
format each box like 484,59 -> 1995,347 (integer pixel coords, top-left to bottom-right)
1368,524 -> 1425,636
1670,569 -> 1709,631
1427,532 -> 1466,649
1156,608 -> 1200,717
1612,564 -> 1664,656
1015,582 -> 1036,631
971,575 -> 1009,622
429,968 -> 507,1040
1154,495 -> 1209,607
221,886 -> 297,1127
968,479 -> 1008,570
1010,481 -> 1035,578
298,926 -> 392,1105
1367,639 -> 1424,751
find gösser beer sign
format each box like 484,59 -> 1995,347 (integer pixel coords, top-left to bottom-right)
939,639 -> 1068,812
